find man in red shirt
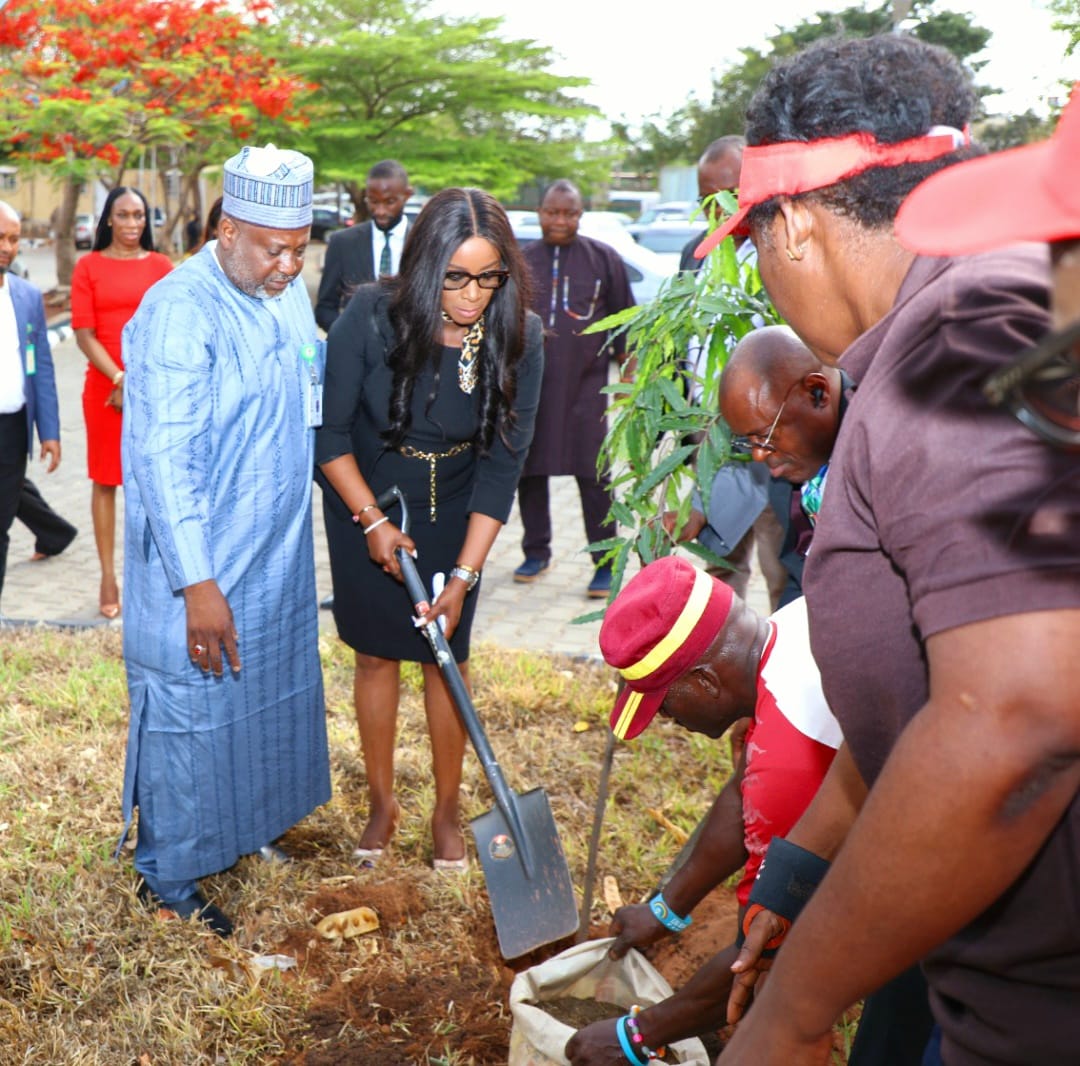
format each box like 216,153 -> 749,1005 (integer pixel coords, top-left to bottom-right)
566,556 -> 840,1063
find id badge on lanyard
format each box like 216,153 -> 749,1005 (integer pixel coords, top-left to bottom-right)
25,323 -> 36,376
301,340 -> 323,428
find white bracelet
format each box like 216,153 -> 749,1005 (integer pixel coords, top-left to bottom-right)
363,515 -> 390,537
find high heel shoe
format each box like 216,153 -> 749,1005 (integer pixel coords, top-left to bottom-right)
100,577 -> 121,619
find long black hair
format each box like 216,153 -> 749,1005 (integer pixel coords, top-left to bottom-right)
745,34 -> 982,234
92,186 -> 155,252
382,187 -> 532,454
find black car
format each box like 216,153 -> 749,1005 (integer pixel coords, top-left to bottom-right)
310,207 -> 352,242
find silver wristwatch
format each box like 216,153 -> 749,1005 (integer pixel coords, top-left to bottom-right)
450,565 -> 480,591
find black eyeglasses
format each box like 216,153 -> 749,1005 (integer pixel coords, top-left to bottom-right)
983,319 -> 1080,448
730,380 -> 799,456
442,269 -> 509,291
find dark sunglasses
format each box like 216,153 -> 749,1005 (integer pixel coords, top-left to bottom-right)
983,319 -> 1080,449
442,269 -> 509,291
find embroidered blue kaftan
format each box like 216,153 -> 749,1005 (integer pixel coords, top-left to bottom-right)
119,245 -> 330,883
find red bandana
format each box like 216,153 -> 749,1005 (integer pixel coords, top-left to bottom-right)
695,126 -> 970,258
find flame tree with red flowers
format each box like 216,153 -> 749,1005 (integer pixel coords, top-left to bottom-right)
0,0 -> 311,284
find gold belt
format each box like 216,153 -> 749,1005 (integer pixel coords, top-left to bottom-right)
399,441 -> 472,522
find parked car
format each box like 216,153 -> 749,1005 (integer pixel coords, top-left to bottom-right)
510,211 -> 676,305
626,201 -> 697,239
74,213 -> 94,250
310,206 -> 353,242
631,221 -> 706,269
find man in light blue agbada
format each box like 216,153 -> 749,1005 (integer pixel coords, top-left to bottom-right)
120,144 -> 330,936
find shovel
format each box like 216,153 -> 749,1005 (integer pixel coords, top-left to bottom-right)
375,485 -> 579,958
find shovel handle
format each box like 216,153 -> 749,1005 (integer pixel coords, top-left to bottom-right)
373,486 -> 538,878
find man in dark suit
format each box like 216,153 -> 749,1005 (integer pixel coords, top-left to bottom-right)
315,160 -> 412,609
314,159 -> 413,332
677,135 -> 745,272
0,200 -> 62,607
19,478 -> 77,561
677,135 -> 787,607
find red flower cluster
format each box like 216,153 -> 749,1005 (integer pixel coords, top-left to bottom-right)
0,0 -> 310,169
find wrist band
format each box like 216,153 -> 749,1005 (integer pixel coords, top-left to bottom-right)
350,503 -> 379,525
737,836 -> 830,955
616,1016 -> 647,1065
362,516 -> 390,537
626,1006 -> 667,1060
112,370 -> 124,386
648,893 -> 692,933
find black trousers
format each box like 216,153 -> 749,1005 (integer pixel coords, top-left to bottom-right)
0,408 -> 29,606
18,478 -> 77,556
517,473 -> 615,566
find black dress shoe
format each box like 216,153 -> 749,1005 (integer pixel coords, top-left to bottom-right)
137,881 -> 233,937
319,594 -> 334,610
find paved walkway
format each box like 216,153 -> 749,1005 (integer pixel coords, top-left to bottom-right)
1,243 -> 772,658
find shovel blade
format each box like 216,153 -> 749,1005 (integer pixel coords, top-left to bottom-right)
470,787 -> 578,959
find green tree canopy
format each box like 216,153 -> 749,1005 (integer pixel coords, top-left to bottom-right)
268,0 -> 609,206
1051,0 -> 1080,55
619,0 -> 996,173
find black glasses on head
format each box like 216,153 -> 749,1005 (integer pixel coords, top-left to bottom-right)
983,319 -> 1080,449
442,269 -> 510,291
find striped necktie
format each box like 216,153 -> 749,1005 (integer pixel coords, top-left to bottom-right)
379,229 -> 392,276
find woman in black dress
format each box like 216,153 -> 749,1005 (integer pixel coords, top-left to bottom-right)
316,188 -> 543,869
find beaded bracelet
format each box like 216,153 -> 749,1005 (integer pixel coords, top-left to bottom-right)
616,1016 -> 647,1065
648,892 -> 692,933
362,516 -> 390,537
627,1005 -> 667,1060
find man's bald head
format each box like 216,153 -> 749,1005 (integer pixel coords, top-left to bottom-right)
0,200 -> 20,278
720,326 -> 844,484
698,136 -> 745,200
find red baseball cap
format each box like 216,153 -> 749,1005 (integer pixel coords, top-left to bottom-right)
896,83 -> 1080,255
600,556 -> 734,740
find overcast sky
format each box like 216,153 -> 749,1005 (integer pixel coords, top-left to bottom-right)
430,0 -> 1080,131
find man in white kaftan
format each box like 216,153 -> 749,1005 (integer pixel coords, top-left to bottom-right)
120,145 -> 330,935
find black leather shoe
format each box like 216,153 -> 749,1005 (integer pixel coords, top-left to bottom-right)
137,881 -> 233,937
319,594 -> 334,610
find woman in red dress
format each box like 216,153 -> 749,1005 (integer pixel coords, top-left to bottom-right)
71,187 -> 172,618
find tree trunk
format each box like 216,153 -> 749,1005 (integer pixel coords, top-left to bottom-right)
53,177 -> 82,290
155,168 -> 176,257
345,179 -> 369,221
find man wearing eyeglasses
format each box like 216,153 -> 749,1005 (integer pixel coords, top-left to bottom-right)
515,178 -> 636,598
717,327 -> 849,604
314,159 -> 413,332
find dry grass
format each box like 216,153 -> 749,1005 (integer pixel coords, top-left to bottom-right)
0,627 -> 855,1065
0,627 -> 736,1064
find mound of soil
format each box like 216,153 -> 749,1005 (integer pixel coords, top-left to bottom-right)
275,874 -> 742,1064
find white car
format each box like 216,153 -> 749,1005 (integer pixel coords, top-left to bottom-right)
74,213 -> 94,250
631,221 -> 706,270
510,211 -> 675,304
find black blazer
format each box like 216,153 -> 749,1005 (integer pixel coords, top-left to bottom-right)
315,221 -> 377,331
